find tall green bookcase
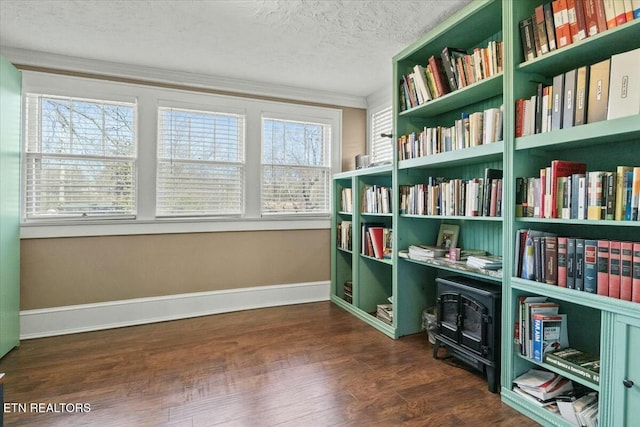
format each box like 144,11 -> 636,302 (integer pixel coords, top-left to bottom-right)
0,56 -> 21,359
330,0 -> 640,425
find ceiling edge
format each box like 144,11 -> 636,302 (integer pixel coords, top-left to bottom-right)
0,47 -> 368,109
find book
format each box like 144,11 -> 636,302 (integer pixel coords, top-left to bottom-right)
568,0 -> 588,42
544,347 -> 600,385
553,0 -> 573,48
558,237 -> 568,287
583,0 -> 604,36
633,242 -> 640,303
550,160 -> 587,218
532,313 -> 569,361
609,240 -> 622,298
575,238 -> 585,291
597,240 -> 610,296
545,236 -> 558,285
567,237 -> 577,289
583,239 -> 598,293
615,166 -> 634,220
607,48 -> 640,120
603,0 -> 619,28
368,226 -> 385,259
551,73 -> 565,131
604,171 -> 616,220
407,245 -> 447,260
466,255 -> 503,270
544,3 -> 558,51
562,69 -> 577,129
574,65 -> 589,126
441,47 -> 467,92
586,58 -> 611,124
587,170 -> 606,220
632,166 -> 640,220
534,5 -> 550,55
621,241 -> 633,300
526,301 -> 560,357
513,369 -> 573,401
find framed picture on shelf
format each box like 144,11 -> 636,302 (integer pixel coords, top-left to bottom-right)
436,223 -> 460,249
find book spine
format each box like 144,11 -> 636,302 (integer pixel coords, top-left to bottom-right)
553,0 -> 573,48
632,167 -> 640,221
609,240 -> 622,298
597,240 -> 610,296
544,353 -> 600,385
558,237 -> 568,287
545,3 -> 558,50
575,238 -> 585,290
583,239 -> 598,293
621,241 -> 633,300
567,238 -> 576,289
545,236 -> 558,285
551,73 -> 565,131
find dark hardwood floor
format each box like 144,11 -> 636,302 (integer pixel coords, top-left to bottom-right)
0,302 -> 538,426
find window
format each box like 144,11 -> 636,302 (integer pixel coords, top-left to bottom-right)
157,107 -> 244,217
24,94 -> 136,219
262,118 -> 331,215
370,105 -> 393,164
21,72 -> 340,237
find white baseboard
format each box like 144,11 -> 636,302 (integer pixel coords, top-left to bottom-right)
20,281 -> 330,339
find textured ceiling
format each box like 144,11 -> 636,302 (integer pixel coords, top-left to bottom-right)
0,0 -> 471,99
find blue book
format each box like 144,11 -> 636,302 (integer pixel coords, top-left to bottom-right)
583,239 -> 598,293
532,313 -> 568,362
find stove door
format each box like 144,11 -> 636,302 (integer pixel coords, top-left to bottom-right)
460,295 -> 487,356
438,292 -> 459,342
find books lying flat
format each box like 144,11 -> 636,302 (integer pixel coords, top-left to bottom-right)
544,347 -> 600,385
512,368 -> 573,401
408,245 -> 447,260
466,255 -> 503,270
376,303 -> 393,325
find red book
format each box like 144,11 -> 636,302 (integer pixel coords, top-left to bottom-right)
515,98 -> 525,137
597,240 -> 610,296
583,0 -> 605,36
633,242 -> 640,303
593,0 -> 609,33
568,0 -> 588,42
609,241 -> 622,298
368,227 -> 385,259
550,160 -> 587,218
428,55 -> 451,98
620,241 -> 633,301
558,237 -> 568,287
553,0 -> 573,48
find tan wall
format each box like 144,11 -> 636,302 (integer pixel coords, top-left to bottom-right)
17,67 -> 366,310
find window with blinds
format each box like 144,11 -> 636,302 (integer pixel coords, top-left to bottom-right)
370,106 -> 393,164
262,118 -> 331,215
24,94 -> 136,219
157,107 -> 245,217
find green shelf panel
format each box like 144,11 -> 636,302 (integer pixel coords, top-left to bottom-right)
398,141 -> 504,170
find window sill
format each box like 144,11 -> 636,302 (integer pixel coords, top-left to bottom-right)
20,217 -> 331,239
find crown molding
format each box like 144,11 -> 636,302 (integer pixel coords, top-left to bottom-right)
0,46 -> 367,109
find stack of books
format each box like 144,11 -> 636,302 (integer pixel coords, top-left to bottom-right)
376,303 -> 393,326
556,388 -> 599,426
343,281 -> 352,304
407,245 -> 447,261
466,255 -> 503,270
512,369 -> 573,407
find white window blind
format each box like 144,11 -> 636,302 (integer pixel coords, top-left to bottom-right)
157,107 -> 245,217
24,94 -> 136,219
371,106 -> 393,164
262,118 -> 331,215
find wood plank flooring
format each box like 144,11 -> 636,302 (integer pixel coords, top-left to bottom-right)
0,302 -> 539,426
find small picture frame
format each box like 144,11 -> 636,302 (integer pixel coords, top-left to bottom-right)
436,223 -> 459,249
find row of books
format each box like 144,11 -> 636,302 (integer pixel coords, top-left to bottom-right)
397,106 -> 504,160
343,280 -> 352,304
337,221 -> 352,251
399,40 -> 504,112
398,169 -> 503,218
513,368 -> 599,425
361,185 -> 392,214
339,187 -> 353,213
515,47 -> 640,137
516,296 -> 568,359
361,224 -> 392,259
519,0 -> 640,63
515,161 -> 640,221
514,230 -> 640,303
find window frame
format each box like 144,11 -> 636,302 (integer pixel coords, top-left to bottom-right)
20,72 -> 341,238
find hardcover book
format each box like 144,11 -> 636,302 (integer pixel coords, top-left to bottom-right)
621,241 -> 633,300
609,240 -> 622,298
551,73 -> 565,131
597,240 -> 610,296
574,65 -> 589,126
558,237 -> 568,287
633,242 -> 640,303
607,48 -> 640,120
583,239 -> 598,293
587,59 -> 611,124
532,313 -> 568,362
544,347 -> 600,385
562,69 -> 577,129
